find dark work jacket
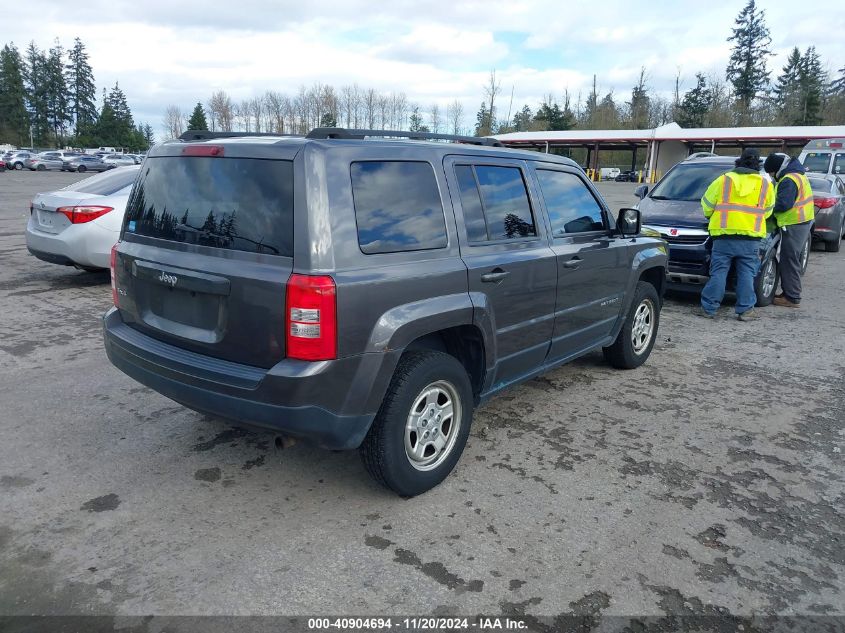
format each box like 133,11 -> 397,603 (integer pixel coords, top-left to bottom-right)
773,158 -> 807,218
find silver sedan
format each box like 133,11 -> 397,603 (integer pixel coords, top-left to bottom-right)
25,166 -> 140,271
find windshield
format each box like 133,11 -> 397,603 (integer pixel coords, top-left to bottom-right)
802,152 -> 831,173
649,163 -> 731,202
66,167 -> 139,195
124,156 -> 293,257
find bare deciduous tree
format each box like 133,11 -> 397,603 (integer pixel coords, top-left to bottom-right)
446,99 -> 464,135
429,103 -> 441,133
162,105 -> 183,139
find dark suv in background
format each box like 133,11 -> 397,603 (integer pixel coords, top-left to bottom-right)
103,128 -> 667,496
635,155 -> 809,306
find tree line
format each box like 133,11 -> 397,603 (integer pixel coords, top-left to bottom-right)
0,37 -> 153,150
480,0 -> 844,136
165,87 -> 467,139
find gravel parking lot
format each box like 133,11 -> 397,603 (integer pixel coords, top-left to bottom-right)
1,171 -> 843,622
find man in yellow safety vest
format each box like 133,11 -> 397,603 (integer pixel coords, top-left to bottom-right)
699,148 -> 774,321
762,153 -> 814,308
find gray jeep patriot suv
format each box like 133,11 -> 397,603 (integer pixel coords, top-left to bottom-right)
103,128 -> 668,496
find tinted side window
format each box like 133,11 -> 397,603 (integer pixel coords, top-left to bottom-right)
834,153 -> 845,175
474,165 -> 536,240
351,161 -> 447,254
537,170 -> 606,235
454,165 -> 488,242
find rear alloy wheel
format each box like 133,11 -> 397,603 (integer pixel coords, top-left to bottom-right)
603,281 -> 660,369
36,164 -> 46,171
799,236 -> 810,274
360,351 -> 473,496
755,256 -> 778,306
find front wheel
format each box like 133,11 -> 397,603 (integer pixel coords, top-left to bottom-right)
76,165 -> 86,173
799,236 -> 810,274
360,351 -> 473,497
754,256 -> 778,306
603,281 -> 660,370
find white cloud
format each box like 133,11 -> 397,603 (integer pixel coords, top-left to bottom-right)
3,0 -> 844,136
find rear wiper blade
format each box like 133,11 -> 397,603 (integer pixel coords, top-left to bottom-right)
649,195 -> 671,200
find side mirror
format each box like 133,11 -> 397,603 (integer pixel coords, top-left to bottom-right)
617,208 -> 641,237
634,184 -> 649,199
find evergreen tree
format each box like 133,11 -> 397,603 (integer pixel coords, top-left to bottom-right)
832,66 -> 845,95
474,102 -> 491,136
0,43 -> 31,145
187,101 -> 209,130
796,46 -> 825,125
534,98 -> 574,131
319,111 -> 336,127
409,105 -> 428,132
678,73 -> 711,128
773,47 -> 802,124
65,37 -> 97,137
142,122 -> 155,147
726,0 -> 772,119
24,42 -> 50,145
512,105 -> 533,131
45,39 -> 70,144
92,88 -> 119,146
627,68 -> 650,129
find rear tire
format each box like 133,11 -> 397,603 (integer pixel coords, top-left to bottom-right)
360,351 -> 473,497
825,223 -> 842,253
603,281 -> 660,370
754,256 -> 778,306
36,164 -> 46,171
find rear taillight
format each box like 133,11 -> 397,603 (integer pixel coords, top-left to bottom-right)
57,205 -> 113,223
182,145 -> 224,157
285,274 -> 336,361
815,197 -> 837,209
110,244 -> 119,307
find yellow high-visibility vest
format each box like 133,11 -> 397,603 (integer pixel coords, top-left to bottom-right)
775,173 -> 814,227
701,172 -> 775,238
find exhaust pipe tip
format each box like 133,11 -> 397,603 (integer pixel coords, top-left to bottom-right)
274,435 -> 297,450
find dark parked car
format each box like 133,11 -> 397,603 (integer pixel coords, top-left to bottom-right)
615,170 -> 640,182
808,174 -> 845,253
63,155 -> 112,173
104,128 -> 667,496
636,155 -> 803,306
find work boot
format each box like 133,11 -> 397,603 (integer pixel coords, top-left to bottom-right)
737,308 -> 759,321
697,307 -> 715,319
773,296 -> 800,308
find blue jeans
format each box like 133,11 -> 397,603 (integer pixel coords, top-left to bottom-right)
701,238 -> 761,315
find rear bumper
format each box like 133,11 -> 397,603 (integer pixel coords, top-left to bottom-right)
103,308 -> 393,449
25,216 -> 116,269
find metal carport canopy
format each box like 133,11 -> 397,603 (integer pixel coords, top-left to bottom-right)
493,122 -> 845,149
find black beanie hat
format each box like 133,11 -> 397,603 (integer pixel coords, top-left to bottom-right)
763,153 -> 789,176
735,148 -> 761,170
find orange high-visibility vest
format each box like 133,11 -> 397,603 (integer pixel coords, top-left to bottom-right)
775,173 -> 814,227
701,172 -> 774,238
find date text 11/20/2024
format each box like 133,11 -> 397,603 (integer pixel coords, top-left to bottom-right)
307,617 -> 528,630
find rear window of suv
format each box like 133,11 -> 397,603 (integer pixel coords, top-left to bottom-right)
351,161 -> 447,254
124,157 -> 293,257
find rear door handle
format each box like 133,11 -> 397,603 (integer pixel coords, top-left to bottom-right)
562,257 -> 582,269
480,269 -> 510,283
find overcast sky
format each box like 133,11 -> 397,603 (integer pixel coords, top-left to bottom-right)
6,0 -> 844,136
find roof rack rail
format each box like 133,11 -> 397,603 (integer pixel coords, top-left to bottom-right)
178,130 -> 300,141
305,127 -> 504,147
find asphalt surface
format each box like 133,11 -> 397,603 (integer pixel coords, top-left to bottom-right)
0,171 -> 843,622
